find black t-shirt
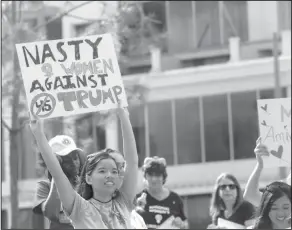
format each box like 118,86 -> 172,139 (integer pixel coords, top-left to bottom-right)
136,189 -> 186,229
214,201 -> 255,226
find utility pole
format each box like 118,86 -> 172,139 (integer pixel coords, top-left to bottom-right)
273,32 -> 287,180
10,1 -> 20,228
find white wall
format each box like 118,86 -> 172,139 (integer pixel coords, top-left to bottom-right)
247,1 -> 279,41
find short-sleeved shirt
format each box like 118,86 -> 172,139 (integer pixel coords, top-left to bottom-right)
214,201 -> 255,226
64,191 -> 133,229
136,189 -> 186,229
32,180 -> 73,229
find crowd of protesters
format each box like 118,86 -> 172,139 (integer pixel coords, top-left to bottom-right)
31,104 -> 291,229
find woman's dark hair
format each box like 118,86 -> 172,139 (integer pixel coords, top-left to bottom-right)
37,149 -> 86,187
77,148 -> 119,200
209,173 -> 243,224
253,181 -> 291,229
142,157 -> 168,184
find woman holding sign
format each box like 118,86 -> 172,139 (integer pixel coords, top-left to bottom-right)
30,103 -> 139,229
208,173 -> 255,229
244,137 -> 291,208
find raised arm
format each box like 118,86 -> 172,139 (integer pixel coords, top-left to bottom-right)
30,120 -> 76,215
116,106 -> 139,203
243,137 -> 268,207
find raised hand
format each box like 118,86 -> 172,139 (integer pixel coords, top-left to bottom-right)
137,192 -> 147,208
30,119 -> 44,136
254,137 -> 269,168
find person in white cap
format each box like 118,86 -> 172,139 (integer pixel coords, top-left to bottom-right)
32,135 -> 86,229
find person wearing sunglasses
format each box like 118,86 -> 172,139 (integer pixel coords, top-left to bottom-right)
32,136 -> 86,229
135,156 -> 188,229
252,181 -> 291,229
208,173 -> 255,229
244,137 -> 291,208
30,103 -> 139,229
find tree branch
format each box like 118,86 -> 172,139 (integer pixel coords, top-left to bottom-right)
2,1 -> 93,42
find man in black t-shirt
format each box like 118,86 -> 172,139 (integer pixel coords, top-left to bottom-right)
135,157 -> 188,229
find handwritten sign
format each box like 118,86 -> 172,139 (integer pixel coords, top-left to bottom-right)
257,98 -> 291,167
15,33 -> 128,120
217,218 -> 245,229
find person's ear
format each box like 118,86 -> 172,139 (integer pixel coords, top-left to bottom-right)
86,174 -> 92,185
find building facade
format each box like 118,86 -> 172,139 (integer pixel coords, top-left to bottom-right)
1,1 -> 291,229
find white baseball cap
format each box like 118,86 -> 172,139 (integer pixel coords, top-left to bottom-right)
48,135 -> 82,156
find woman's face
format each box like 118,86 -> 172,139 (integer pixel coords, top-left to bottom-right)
218,177 -> 238,203
269,195 -> 291,229
87,158 -> 120,195
145,172 -> 164,190
109,152 -> 125,189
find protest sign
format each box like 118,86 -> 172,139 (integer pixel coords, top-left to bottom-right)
217,218 -> 245,229
15,33 -> 128,120
257,98 -> 291,167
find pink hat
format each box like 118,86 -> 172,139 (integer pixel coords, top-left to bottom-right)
48,135 -> 82,156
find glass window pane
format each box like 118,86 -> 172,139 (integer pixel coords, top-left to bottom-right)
232,91 -> 259,159
148,101 -> 174,165
203,95 -> 230,162
195,1 -> 221,48
175,98 -> 202,164
1,127 -> 5,181
1,210 -> 7,229
76,114 -> 93,148
129,105 -> 146,167
260,87 -> 287,99
184,194 -> 212,229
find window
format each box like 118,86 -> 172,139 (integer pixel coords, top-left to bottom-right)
195,1 -> 248,47
76,114 -> 94,153
1,127 -> 5,181
222,1 -> 248,43
120,1 -> 167,56
1,210 -> 7,229
75,23 -> 91,37
128,105 -> 146,167
76,114 -> 106,153
175,98 -> 202,164
148,101 -> 174,165
232,91 -> 259,159
278,1 -> 291,30
260,88 -> 287,99
46,17 -> 63,40
167,1 -> 194,53
195,1 -> 221,48
203,94 -> 230,162
184,194 -> 212,229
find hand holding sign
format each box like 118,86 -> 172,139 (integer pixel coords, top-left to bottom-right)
30,119 -> 44,137
257,98 -> 291,168
254,137 -> 270,168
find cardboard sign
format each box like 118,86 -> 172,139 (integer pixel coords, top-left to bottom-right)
15,33 -> 128,120
217,218 -> 245,229
257,98 -> 291,167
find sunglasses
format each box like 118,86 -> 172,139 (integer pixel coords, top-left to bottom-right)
219,184 -> 237,190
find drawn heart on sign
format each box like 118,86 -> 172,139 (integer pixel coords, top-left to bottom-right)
261,104 -> 268,112
270,145 -> 284,159
261,120 -> 268,126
